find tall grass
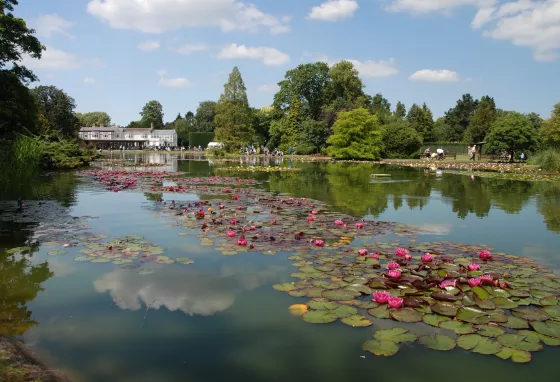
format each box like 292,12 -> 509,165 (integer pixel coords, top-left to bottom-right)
0,135 -> 44,198
533,149 -> 560,171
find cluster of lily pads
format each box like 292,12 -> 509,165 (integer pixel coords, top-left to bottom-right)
215,166 -> 301,172
78,170 -> 181,192
273,243 -> 560,363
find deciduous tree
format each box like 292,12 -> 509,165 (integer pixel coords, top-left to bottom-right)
76,111 -> 111,127
140,100 -> 164,129
31,85 -> 79,137
194,101 -> 217,132
394,101 -> 406,120
540,103 -> 560,148
444,93 -> 479,141
382,120 -> 423,158
486,112 -> 539,162
465,95 -> 496,144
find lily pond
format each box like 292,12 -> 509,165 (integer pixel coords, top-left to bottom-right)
2,153 -> 560,382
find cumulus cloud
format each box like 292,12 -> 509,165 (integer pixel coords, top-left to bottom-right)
409,69 -> 461,82
83,77 -> 96,84
87,0 -> 290,34
171,43 -> 210,55
307,0 -> 359,21
217,43 -> 290,66
137,40 -> 160,51
31,14 -> 75,39
21,45 -> 80,70
384,0 -> 496,14
256,83 -> 279,92
347,58 -> 399,77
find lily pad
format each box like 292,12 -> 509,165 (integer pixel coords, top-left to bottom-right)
302,310 -> 338,324
48,249 -> 68,256
389,308 -> 423,323
422,314 -> 451,327
475,325 -> 505,337
439,321 -> 474,334
540,296 -> 558,306
530,321 -> 560,339
512,307 -> 550,322
472,286 -> 491,299
307,299 -> 339,310
367,305 -> 390,319
457,334 -> 484,350
374,328 -> 417,343
474,295 -> 496,310
288,304 -> 308,316
500,316 -> 529,329
496,347 -> 532,363
418,334 -> 456,351
341,315 -> 373,327
492,297 -> 518,309
333,305 -> 358,318
537,333 -> 560,346
456,307 -> 488,324
543,305 -> 560,319
431,302 -> 458,317
73,255 -> 92,262
497,334 -> 543,352
273,283 -> 296,292
362,340 -> 399,357
472,338 -> 502,355
322,289 -> 359,301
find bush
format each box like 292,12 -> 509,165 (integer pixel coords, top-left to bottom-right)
533,149 -> 560,171
189,132 -> 214,148
381,121 -> 423,159
207,147 -> 226,157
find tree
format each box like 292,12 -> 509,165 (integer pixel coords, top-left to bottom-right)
274,62 -> 331,120
194,101 -> 217,132
485,112 -> 539,162
174,118 -> 193,146
0,70 -> 37,137
407,103 -> 434,141
465,95 -> 496,144
76,111 -> 111,127
327,60 -> 367,109
0,0 -> 44,84
394,101 -> 406,120
444,93 -> 479,141
31,85 -> 79,137
526,112 -> 543,131
280,97 -> 302,152
250,107 -> 273,146
434,117 -> 452,142
369,93 -> 392,124
140,100 -> 164,129
326,108 -> 383,160
540,103 -> 560,148
299,119 -> 329,154
214,67 -> 254,149
185,111 -> 195,126
382,120 -> 423,158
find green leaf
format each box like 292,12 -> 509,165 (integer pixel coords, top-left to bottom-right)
341,315 -> 373,327
307,298 -> 339,310
439,321 -> 474,334
333,305 -> 358,318
511,349 -> 532,363
530,321 -> 560,339
273,283 -> 296,292
475,325 -> 505,337
472,338 -> 502,355
499,316 -> 529,329
540,296 -> 558,306
367,305 -> 390,319
322,289 -> 360,301
472,286 -> 491,299
537,333 -> 560,346
492,297 -> 518,309
543,305 -> 560,319
422,314 -> 451,327
497,334 -> 543,352
456,307 -> 488,324
48,249 -> 68,256
362,340 -> 399,357
302,310 -> 338,324
474,295 -> 496,310
389,308 -> 423,323
431,302 -> 459,317
418,334 -> 456,351
73,255 -> 92,262
512,307 -> 550,322
374,328 -> 417,344
518,330 -> 541,344
457,334 -> 484,350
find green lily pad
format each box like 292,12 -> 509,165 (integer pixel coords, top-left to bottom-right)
500,316 -> 530,329
73,255 -> 92,262
530,321 -> 560,339
456,307 -> 488,324
176,257 -> 194,265
474,295 -> 496,310
91,258 -> 110,263
307,299 -> 339,310
389,308 -> 423,323
492,297 -> 518,309
512,307 -> 550,322
341,315 -> 373,327
302,310 -> 338,324
475,325 -> 505,337
537,333 -> 560,346
362,340 -> 399,357
439,321 -> 474,334
6,246 -> 32,254
472,338 -> 502,355
273,283 -> 296,292
137,269 -> 156,275
457,334 -> 484,350
418,334 -> 456,351
518,330 -> 541,343
48,249 -> 68,256
288,290 -> 307,297
540,296 -> 558,306
496,347 -> 532,363
543,305 -> 560,319
431,302 -> 458,317
322,289 -> 360,301
367,305 -> 390,319
497,334 -> 543,352
374,328 -> 417,343
472,286 -> 491,299
422,314 -> 451,327
333,305 -> 358,318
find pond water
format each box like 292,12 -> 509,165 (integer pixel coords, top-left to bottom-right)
1,153 -> 560,382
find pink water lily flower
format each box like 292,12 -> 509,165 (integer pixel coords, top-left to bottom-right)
314,239 -> 325,247
480,274 -> 493,284
387,262 -> 400,270
250,225 -> 257,231
479,250 -> 492,260
395,248 -> 408,257
404,254 -> 412,261
387,270 -> 401,279
373,291 -> 392,304
334,219 -> 344,226
369,253 -> 380,259
358,249 -> 368,256
227,231 -> 236,238
421,254 -> 434,263
230,219 -> 237,225
236,206 -> 243,210
311,210 -> 318,215
439,280 -> 457,289
468,277 -> 482,287
356,222 -> 364,230
237,235 -> 247,246
468,263 -> 481,271
219,204 -> 225,209
307,216 -> 315,222
388,296 -> 404,309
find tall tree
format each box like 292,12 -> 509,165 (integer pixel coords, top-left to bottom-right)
250,107 -> 273,146
540,103 -> 560,148
300,119 -> 329,154
486,112 -> 539,162
394,101 -> 406,120
274,62 -> 331,120
76,111 -> 111,127
184,111 -> 195,126
526,112 -> 543,131
140,100 -> 164,129
0,70 -> 37,137
381,120 -> 423,158
444,93 -> 479,141
326,108 -> 383,160
407,103 -> 434,141
31,85 -> 79,137
369,93 -> 391,123
214,66 -> 254,149
194,101 -> 217,132
465,95 -> 496,144
280,96 -> 302,151
327,60 -> 367,109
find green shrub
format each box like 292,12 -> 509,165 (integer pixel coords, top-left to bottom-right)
533,149 -> 560,171
207,147 -> 226,157
189,132 -> 214,148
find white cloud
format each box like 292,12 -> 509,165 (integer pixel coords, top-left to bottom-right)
31,14 -> 75,39
137,40 -> 160,52
257,83 -> 279,92
159,77 -> 193,88
156,69 -> 167,77
87,0 -> 290,34
217,43 -> 290,66
384,0 -> 560,61
21,45 -> 80,70
83,77 -> 96,84
307,0 -> 359,21
171,43 -> 210,55
347,58 -> 398,77
409,69 -> 461,82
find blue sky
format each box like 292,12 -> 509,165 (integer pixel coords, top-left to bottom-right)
17,0 -> 560,125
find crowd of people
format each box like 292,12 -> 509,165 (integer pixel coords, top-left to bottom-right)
241,145 -> 286,157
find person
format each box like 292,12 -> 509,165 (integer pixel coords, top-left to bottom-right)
520,152 -> 526,161
424,147 -> 431,160
289,146 -> 293,155
436,147 -> 444,160
470,145 -> 477,161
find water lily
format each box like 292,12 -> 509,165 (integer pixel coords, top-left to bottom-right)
479,250 -> 492,260
404,254 -> 412,261
387,296 -> 404,309
439,280 -> 457,289
480,274 -> 493,284
230,219 -> 237,225
468,263 -> 481,271
219,204 -> 225,209
395,248 -> 408,257
386,270 -> 401,279
237,235 -> 247,246
314,239 -> 325,247
468,277 -> 482,287
369,252 -> 380,259
421,253 -> 433,263
358,249 -> 368,256
373,291 -> 392,304
307,216 -> 315,222
250,225 -> 257,230
227,231 -> 236,238
334,219 -> 344,226
236,206 -> 243,210
355,222 -> 364,230
387,262 -> 400,270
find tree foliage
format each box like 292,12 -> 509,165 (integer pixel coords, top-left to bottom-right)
465,95 -> 496,144
140,100 -> 164,129
369,93 -> 392,124
31,85 -> 79,137
407,103 -> 434,141
394,101 -> 406,120
326,108 -> 383,160
540,103 -> 560,148
194,101 -> 217,132
280,97 -> 302,152
0,70 -> 37,137
327,60 -> 367,110
300,119 -> 329,154
486,112 -> 539,162
382,120 -> 423,158
444,93 -> 479,142
76,111 -> 111,127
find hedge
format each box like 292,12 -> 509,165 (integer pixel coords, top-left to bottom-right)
189,132 -> 214,148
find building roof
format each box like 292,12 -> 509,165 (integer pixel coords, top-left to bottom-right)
124,128 -> 153,133
151,130 -> 176,134
80,126 -> 123,132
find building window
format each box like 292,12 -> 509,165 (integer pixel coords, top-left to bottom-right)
128,134 -> 133,139
142,134 -> 148,139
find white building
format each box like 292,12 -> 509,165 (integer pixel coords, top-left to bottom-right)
78,125 -> 177,148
